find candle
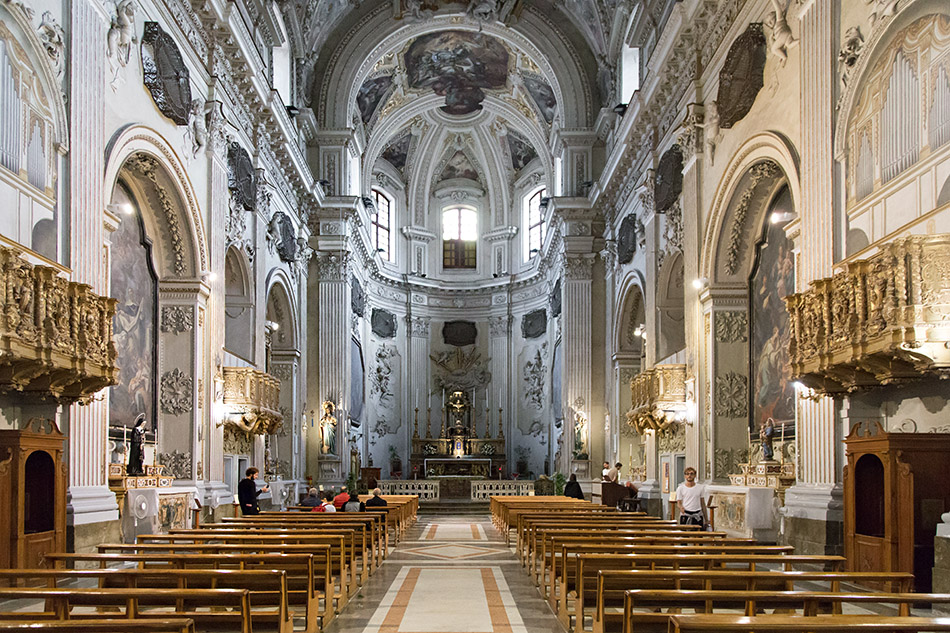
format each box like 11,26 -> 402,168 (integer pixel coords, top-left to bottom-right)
472,388 -> 476,411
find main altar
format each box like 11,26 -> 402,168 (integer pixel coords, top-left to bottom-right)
409,390 -> 506,497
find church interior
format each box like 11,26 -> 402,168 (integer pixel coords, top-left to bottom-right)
2,0 -> 950,629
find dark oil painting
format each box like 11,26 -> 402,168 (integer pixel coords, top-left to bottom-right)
523,74 -> 557,124
404,30 -> 509,115
357,75 -> 394,124
381,131 -> 412,174
507,128 -> 537,171
110,193 -> 157,431
750,185 -> 796,440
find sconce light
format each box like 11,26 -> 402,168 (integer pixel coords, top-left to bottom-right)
613,103 -> 628,116
539,197 -> 550,209
265,319 -> 280,332
770,210 -> 798,225
691,277 -> 708,290
285,105 -> 300,117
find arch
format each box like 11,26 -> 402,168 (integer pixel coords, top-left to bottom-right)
104,125 -> 208,276
656,252 -> 685,360
700,132 -> 801,283
614,272 -> 647,356
225,246 -> 254,362
834,2 -> 950,161
264,269 -> 300,351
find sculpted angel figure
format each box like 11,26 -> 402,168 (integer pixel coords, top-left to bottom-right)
764,0 -> 797,66
107,0 -> 136,69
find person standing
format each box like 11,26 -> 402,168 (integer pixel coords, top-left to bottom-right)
675,466 -> 707,527
237,467 -> 269,515
563,473 -> 584,499
605,462 -> 622,483
601,462 -> 610,480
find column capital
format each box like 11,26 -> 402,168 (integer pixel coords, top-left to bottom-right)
406,315 -> 431,337
488,314 -> 512,336
314,251 -> 348,281
676,103 -> 705,164
563,253 -> 595,280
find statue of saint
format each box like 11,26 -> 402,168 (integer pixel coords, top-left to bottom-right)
760,418 -> 776,462
127,414 -> 147,476
320,400 -> 337,455
574,411 -> 588,456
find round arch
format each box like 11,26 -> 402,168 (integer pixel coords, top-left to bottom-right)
700,131 -> 801,284
613,271 -> 647,355
103,125 -> 208,277
264,269 -> 301,352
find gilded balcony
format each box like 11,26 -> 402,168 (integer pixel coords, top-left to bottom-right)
785,233 -> 950,395
221,366 -> 282,434
625,364 -> 687,434
0,247 -> 117,402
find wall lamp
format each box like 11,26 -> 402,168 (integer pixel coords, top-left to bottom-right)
691,277 -> 708,290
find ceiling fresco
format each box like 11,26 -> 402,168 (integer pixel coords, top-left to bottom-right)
506,128 -> 537,172
356,75 -> 395,124
522,74 -> 557,124
439,150 -> 480,181
381,131 -> 412,175
404,30 -> 510,115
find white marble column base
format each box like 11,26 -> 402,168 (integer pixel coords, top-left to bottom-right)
67,485 -> 119,526
781,482 -> 843,522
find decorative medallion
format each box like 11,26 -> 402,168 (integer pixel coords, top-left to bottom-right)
227,142 -> 256,212
141,22 -> 192,125
714,371 -> 748,419
351,276 -> 365,317
160,306 -> 194,333
371,308 -> 397,339
654,145 -> 683,213
717,23 -> 767,129
617,215 -> 639,264
443,320 -> 478,347
160,368 -> 193,415
521,309 -> 547,339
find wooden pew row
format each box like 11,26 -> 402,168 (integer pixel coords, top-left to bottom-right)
136,531 -> 358,598
227,513 -> 387,564
0,568 -> 305,633
539,534 -> 758,593
0,619 -> 196,633
0,587 -> 259,633
489,497 -> 604,536
168,525 -> 374,586
667,614 -> 950,633
519,517 -> 688,566
569,553 -> 848,631
546,542 -> 793,607
42,553 -> 332,632
96,541 -> 350,612
616,589 -> 950,633
591,569 -> 916,633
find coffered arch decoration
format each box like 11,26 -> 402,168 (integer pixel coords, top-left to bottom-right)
701,132 -> 801,285
104,126 -> 208,277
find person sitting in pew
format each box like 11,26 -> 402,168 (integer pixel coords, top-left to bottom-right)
300,487 -> 320,507
343,491 -> 365,512
563,474 -> 585,500
365,488 -> 388,507
313,491 -> 337,512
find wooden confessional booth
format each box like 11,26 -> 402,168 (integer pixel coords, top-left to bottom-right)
844,422 -> 950,592
0,419 -> 67,569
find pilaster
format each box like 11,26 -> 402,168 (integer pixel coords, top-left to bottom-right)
406,315 -> 431,437
488,313 -> 512,449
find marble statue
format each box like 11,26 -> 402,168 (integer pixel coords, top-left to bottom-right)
320,400 -> 337,455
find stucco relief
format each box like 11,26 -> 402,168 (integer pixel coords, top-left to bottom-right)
523,343 -> 547,411
714,311 -> 748,343
371,344 -> 398,408
160,368 -> 193,415
715,371 -> 748,419
160,306 -> 193,334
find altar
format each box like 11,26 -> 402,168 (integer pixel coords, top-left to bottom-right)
409,390 -> 507,482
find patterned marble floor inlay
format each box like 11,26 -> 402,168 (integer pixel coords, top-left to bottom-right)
323,517 -> 566,633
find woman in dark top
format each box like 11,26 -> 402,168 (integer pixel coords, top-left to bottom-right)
563,473 -> 585,500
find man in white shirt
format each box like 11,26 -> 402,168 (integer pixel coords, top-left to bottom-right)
605,462 -> 621,483
675,466 -> 707,527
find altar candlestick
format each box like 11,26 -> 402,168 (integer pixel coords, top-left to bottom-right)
780,422 -> 786,464
426,407 -> 432,438
497,407 -> 504,439
485,406 -> 491,438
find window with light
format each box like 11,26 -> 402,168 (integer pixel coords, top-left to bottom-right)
371,188 -> 391,261
442,207 -> 477,269
525,188 -> 546,260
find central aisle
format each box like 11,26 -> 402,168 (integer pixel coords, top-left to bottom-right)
324,515 -> 567,633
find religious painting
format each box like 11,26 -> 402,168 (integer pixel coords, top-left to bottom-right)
662,460 -> 671,494
356,75 -> 394,124
109,185 -> 157,433
381,131 -> 411,174
439,151 -> 479,182
750,185 -> 796,441
349,337 -> 364,426
404,30 -> 509,115
523,74 -> 557,124
507,129 -> 537,172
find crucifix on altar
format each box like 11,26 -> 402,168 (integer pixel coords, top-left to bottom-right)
445,390 -> 474,456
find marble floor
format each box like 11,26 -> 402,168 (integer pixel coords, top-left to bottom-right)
324,515 -> 566,633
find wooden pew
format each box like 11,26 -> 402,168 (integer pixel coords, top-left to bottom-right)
45,551 -> 332,632
616,589 -> 950,633
667,614 -> 950,633
229,513 -> 387,565
136,531 -> 358,598
96,541 -> 350,612
569,553 -> 847,631
0,620 -> 196,633
590,569 -> 915,633
0,568 -> 301,633
0,587 -> 259,633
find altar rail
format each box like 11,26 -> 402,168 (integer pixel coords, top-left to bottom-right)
379,480 -> 440,501
470,480 -> 535,500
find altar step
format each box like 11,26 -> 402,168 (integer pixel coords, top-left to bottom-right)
418,499 -> 490,516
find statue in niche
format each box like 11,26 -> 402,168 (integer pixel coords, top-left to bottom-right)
127,414 -> 147,476
759,418 -> 776,462
320,401 -> 338,455
573,411 -> 588,458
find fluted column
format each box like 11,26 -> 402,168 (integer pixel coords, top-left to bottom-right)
782,0 -> 842,554
406,316 -> 431,438
488,313 -> 512,451
66,0 -> 117,526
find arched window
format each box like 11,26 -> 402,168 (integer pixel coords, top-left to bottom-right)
524,187 -> 546,260
371,188 -> 391,261
442,206 -> 477,269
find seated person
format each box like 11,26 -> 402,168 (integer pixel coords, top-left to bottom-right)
299,487 -> 320,507
313,492 -> 337,512
563,473 -> 585,500
365,488 -> 388,507
343,491 -> 365,512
